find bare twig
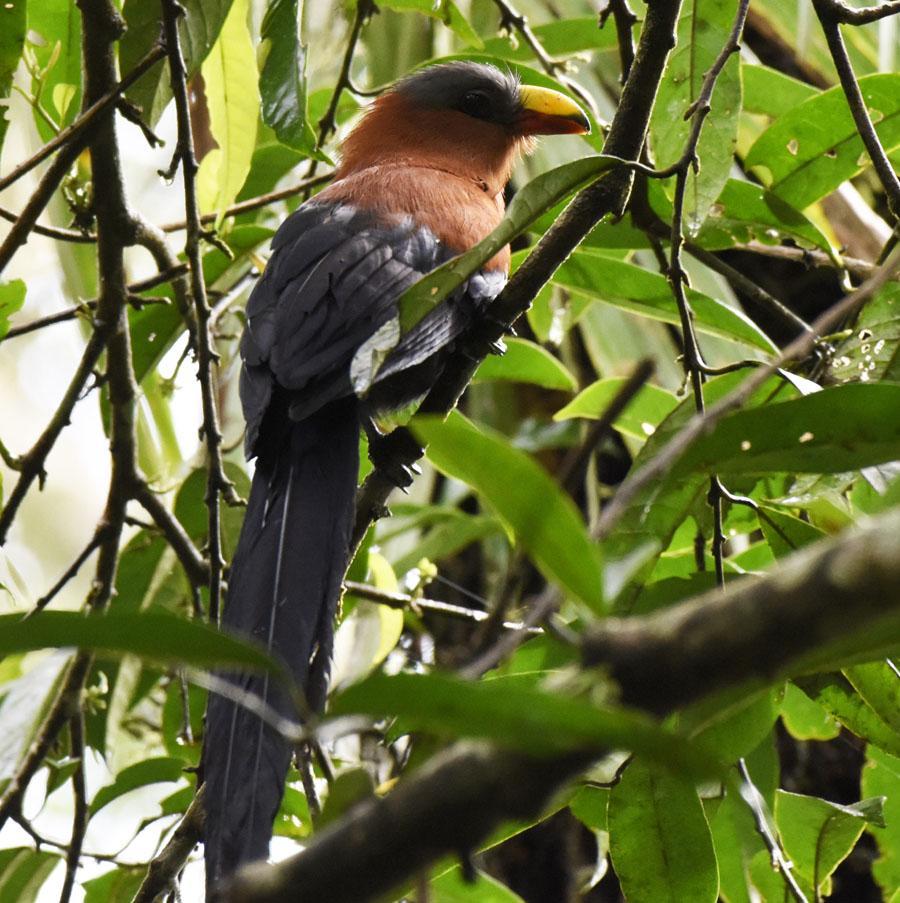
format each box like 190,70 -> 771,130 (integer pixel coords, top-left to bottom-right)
58,711 -> 88,903
30,531 -> 104,615
161,0 -> 237,625
815,0 -> 900,25
599,0 -> 639,83
813,0 -> 900,220
0,43 -> 166,195
0,206 -> 95,243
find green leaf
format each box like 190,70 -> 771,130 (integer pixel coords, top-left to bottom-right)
844,661 -> 900,737
745,73 -> 900,209
330,672 -> 723,777
473,337 -> 576,390
775,790 -> 884,894
26,0 -> 82,137
608,758 -> 718,903
120,0 -> 234,126
862,746 -> 900,898
89,756 -> 187,816
554,378 -> 678,441
684,688 -> 779,764
650,0 -> 742,233
0,279 -> 25,340
0,0 -> 26,153
412,410 -> 604,611
0,848 -> 62,903
757,505 -> 827,559
482,16 -> 617,59
829,283 -> 900,385
378,0 -> 483,47
352,155 -> 621,394
741,63 -> 817,118
695,179 -> 835,256
429,869 -> 525,902
197,0 -> 260,221
83,867 -> 145,903
674,383 -> 900,476
551,252 -> 778,354
569,785 -> 609,831
796,673 -> 900,757
258,0 -> 318,155
0,610 -> 280,674
780,681 -> 840,741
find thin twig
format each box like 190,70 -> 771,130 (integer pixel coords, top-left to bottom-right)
813,0 -> 900,220
815,0 -> 900,25
30,531 -> 104,615
0,43 -> 166,195
58,711 -> 88,903
0,206 -> 95,243
599,0 -> 639,83
161,0 -> 237,625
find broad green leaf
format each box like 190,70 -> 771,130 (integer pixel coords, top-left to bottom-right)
197,0 -> 260,220
83,867 -> 145,903
393,512 -> 500,575
89,756 -> 187,816
120,0 -> 234,126
862,746 -> 900,897
569,785 -> 609,832
412,410 -> 604,611
130,225 -> 272,386
608,758 -> 718,903
829,283 -> 900,385
330,672 -> 723,777
0,653 -> 70,789
650,0 -> 742,234
0,610 -> 279,674
780,681 -> 839,741
480,18 -> 617,61
775,790 -> 884,895
0,0 -> 26,152
695,179 -> 835,256
429,868 -> 525,902
0,279 -> 25,340
318,767 -> 375,829
554,378 -> 678,441
745,74 -> 900,209
352,155 -> 621,394
844,661 -> 900,737
258,0 -> 318,155
741,63 -> 817,118
26,0 -> 82,137
603,372 -> 795,612
796,673 -> 900,757
684,688 -> 779,765
673,383 -> 900,476
758,505 -> 827,559
379,0 -> 483,47
0,848 -> 62,903
473,337 -> 576,390
551,252 -> 778,354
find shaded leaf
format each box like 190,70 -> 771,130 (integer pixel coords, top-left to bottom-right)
862,746 -> 900,897
83,867 -> 145,903
429,868 -> 525,902
379,0 -> 483,47
674,383 -> 900,476
742,63 -> 817,118
0,848 -> 61,903
330,672 -> 723,777
412,410 -> 604,611
120,0 -> 234,126
0,611 -> 280,674
259,0 -> 318,154
0,0 -> 26,152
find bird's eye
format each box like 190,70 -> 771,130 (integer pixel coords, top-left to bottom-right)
460,90 -> 492,119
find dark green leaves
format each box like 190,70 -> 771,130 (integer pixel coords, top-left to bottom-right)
412,410 -> 603,611
674,383 -> 900,476
259,0 -> 318,154
0,611 -> 279,673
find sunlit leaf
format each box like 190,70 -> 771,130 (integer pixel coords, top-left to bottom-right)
379,0 -> 483,47
412,410 -> 604,611
473,337 -> 577,390
0,280 -> 25,340
0,848 -> 62,903
89,756 -> 187,816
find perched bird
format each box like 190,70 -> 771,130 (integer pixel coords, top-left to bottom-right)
202,61 -> 590,893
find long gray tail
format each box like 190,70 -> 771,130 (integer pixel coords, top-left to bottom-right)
202,398 -> 359,894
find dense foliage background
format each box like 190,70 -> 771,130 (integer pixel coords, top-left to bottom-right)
1,0 -> 899,900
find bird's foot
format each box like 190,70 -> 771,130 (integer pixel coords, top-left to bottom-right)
365,424 -> 424,491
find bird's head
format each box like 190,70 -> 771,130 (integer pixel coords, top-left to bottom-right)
336,62 -> 590,192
